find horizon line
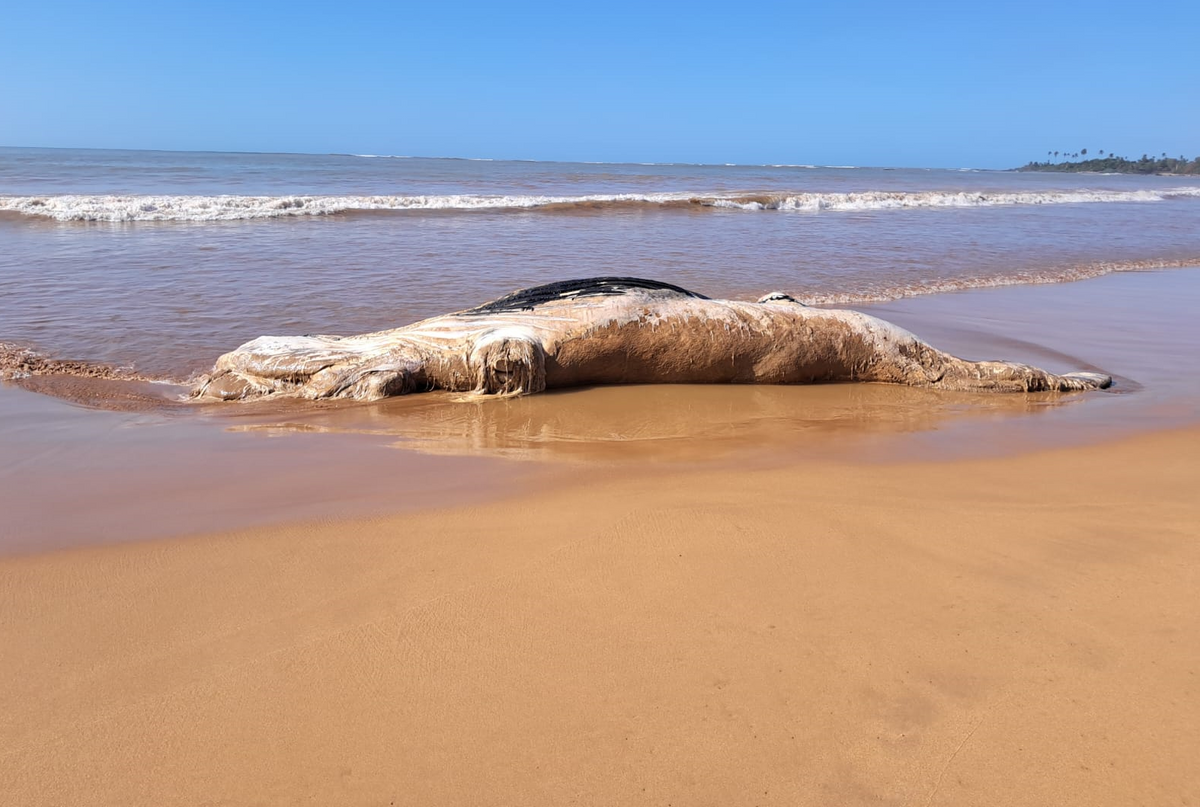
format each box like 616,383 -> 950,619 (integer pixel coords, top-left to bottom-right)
0,144 -> 1005,173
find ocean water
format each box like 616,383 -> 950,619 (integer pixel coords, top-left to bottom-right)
1,147 -> 1198,378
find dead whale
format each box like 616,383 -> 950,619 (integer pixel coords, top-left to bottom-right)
190,277 -> 1112,401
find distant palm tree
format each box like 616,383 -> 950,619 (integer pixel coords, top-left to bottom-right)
1081,149 -> 1088,157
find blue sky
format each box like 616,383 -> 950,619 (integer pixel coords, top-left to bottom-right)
2,0 -> 1197,168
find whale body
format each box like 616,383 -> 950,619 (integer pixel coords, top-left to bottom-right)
191,277 -> 1112,401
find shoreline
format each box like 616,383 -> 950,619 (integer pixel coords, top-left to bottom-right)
3,266 -> 1199,556
3,423 -> 1197,805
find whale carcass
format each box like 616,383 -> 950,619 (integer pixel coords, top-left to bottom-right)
191,277 -> 1111,401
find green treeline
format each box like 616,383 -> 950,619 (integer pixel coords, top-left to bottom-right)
1019,150 -> 1200,175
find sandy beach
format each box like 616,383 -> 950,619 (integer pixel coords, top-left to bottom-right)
2,423 -> 1197,806
4,0 -> 1199,799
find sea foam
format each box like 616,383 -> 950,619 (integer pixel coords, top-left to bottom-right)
1,187 -> 1198,222
793,257 -> 1200,306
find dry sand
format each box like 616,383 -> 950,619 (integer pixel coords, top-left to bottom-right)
2,427 -> 1198,806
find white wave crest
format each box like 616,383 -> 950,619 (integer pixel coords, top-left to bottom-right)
2,186 -> 1198,222
712,187 -> 1200,212
0,192 -> 696,221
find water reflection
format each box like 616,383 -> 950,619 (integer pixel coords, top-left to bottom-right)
222,383 -> 1083,463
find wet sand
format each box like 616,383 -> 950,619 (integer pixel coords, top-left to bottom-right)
2,426 -> 1197,806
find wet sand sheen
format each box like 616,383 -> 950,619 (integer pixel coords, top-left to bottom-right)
2,426 -> 1197,806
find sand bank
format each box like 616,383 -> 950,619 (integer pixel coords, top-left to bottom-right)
2,426 -> 1197,806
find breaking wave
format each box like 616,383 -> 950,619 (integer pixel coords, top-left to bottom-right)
2,187 -> 1199,222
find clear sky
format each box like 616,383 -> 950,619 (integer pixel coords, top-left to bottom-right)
2,0 -> 1197,168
